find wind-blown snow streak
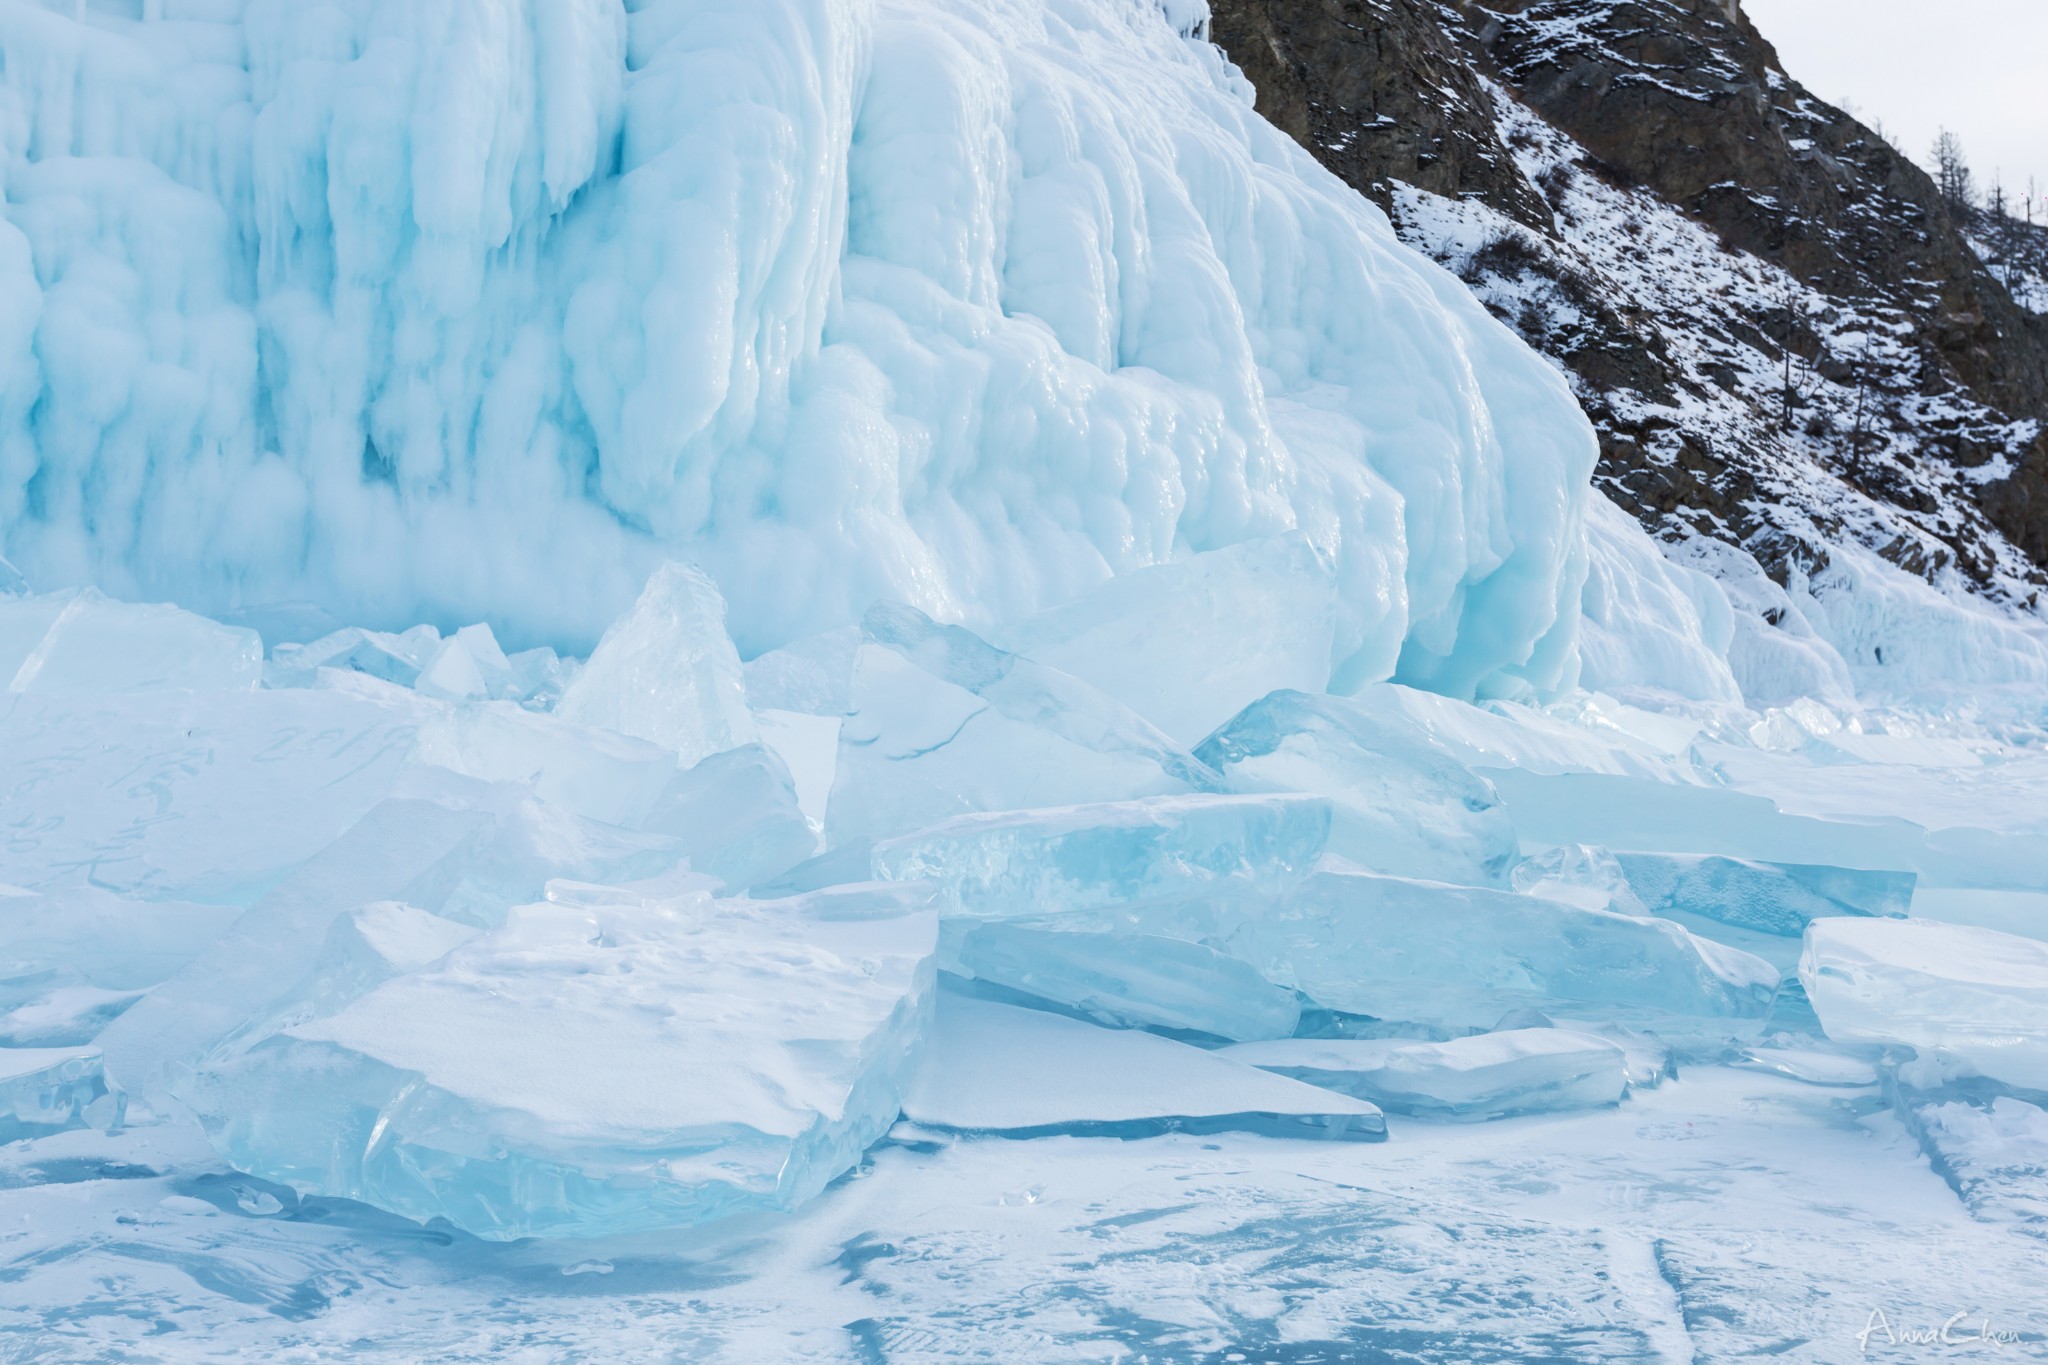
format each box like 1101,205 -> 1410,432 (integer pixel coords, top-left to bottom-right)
0,0 -> 1595,700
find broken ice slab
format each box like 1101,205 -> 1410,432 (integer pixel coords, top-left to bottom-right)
638,743 -> 817,891
1801,918 -> 2048,1090
412,701 -> 681,827
222,902 -> 481,1047
1136,862 -> 1778,1034
940,921 -> 1302,1041
265,624 -> 443,689
0,1046 -> 106,1141
94,799 -> 498,1106
1909,1097 -> 2048,1234
899,993 -> 1383,1141
1,588 -> 261,692
556,561 -> 756,767
743,626 -> 860,716
868,794 -> 1334,920
0,986 -> 149,1047
1614,852 -> 1914,935
1224,1029 -> 1628,1120
0,688 -> 417,902
988,534 -> 1340,746
1195,689 -> 1519,886
186,893 -> 937,1240
825,607 -> 1220,846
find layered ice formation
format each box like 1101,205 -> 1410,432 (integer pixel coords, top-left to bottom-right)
900,992 -> 1385,1141
0,0 -> 1595,706
1225,1029 -> 1629,1120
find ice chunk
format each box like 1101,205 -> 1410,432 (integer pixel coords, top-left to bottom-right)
426,799 -> 685,928
0,1046 -> 106,1140
941,921 -> 1302,1041
869,794 -> 1333,920
265,625 -> 444,690
1137,863 -> 1779,1033
826,606 -> 1218,846
1513,844 -> 1646,914
414,626 -> 504,701
638,743 -> 817,891
1195,690 -> 1518,886
990,535 -> 1339,745
556,562 -> 756,767
1225,1029 -> 1628,1120
1801,919 -> 2048,1090
223,902 -> 481,1048
1,589 -> 260,693
0,556 -> 24,595
900,994 -> 1383,1141
412,702 -> 680,827
0,689 -> 417,902
1615,853 -> 1914,936
95,799 -> 497,1105
743,628 -> 860,716
187,893 -> 937,1240
1910,1098 -> 2048,1233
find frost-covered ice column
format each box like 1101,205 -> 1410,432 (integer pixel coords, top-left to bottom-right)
1,0 -> 1595,701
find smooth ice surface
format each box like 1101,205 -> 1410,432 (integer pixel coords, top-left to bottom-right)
555,562 -> 755,767
1,588 -> 260,692
0,688 -> 416,902
825,605 -> 1217,846
411,702 -> 679,828
941,921 -> 1302,1041
868,794 -> 1333,920
0,0 -> 1593,705
1145,861 -> 1779,1032
1615,851 -> 1914,936
1801,918 -> 2048,1090
900,993 -> 1384,1140
1226,1029 -> 1628,1120
190,892 -> 938,1240
988,534 -> 1340,744
1195,689 -> 1519,886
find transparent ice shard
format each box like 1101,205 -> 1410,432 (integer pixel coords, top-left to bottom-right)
187,892 -> 937,1240
1,589 -> 260,693
556,562 -> 756,766
940,921 -> 1302,1041
638,743 -> 818,891
0,1046 -> 106,1140
1196,689 -> 1519,886
899,993 -> 1383,1141
743,627 -> 860,716
1801,918 -> 2048,1090
266,625 -> 444,690
825,605 -> 1218,846
411,701 -> 681,828
1225,1028 -> 1628,1120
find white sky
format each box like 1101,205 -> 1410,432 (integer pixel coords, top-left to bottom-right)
1741,0 -> 2048,211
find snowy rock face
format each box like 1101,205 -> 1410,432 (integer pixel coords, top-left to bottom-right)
0,0 -> 1593,702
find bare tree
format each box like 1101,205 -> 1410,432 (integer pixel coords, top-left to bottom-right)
1932,128 -> 1975,213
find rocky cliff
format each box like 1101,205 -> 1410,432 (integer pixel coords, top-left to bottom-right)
1208,0 -> 2048,610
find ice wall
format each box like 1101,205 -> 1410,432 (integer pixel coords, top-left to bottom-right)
0,0 -> 1596,700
